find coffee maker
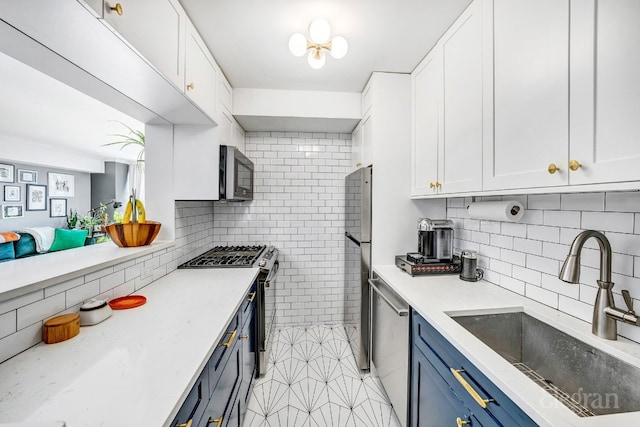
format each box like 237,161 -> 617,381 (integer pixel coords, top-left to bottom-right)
395,218 -> 461,276
417,218 -> 454,261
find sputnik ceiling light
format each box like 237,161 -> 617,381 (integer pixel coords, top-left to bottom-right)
288,18 -> 348,69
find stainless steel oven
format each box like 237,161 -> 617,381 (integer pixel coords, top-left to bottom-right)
219,145 -> 254,201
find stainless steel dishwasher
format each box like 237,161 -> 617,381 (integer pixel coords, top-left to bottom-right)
369,276 -> 409,427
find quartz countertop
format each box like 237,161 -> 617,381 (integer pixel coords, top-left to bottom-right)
374,265 -> 640,427
0,240 -> 175,302
0,267 -> 259,427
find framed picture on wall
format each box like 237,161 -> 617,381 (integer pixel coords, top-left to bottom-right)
26,184 -> 47,211
18,169 -> 38,184
0,163 -> 14,183
4,185 -> 20,202
2,205 -> 23,219
48,172 -> 75,197
50,198 -> 67,218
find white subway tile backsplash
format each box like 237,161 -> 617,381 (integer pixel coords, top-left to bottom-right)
500,249 -> 526,267
528,194 -> 561,210
0,323 -> 41,363
513,237 -> 543,256
525,254 -> 560,276
501,222 -> 527,238
521,209 -> 544,225
17,293 -> 65,329
606,232 -> 640,257
543,210 -> 581,228
558,296 -> 592,323
525,284 -> 558,308
527,225 -> 560,243
66,280 -> 100,308
582,212 -> 635,234
490,234 -> 513,249
541,274 -> 579,299
605,192 -> 640,212
512,265 -> 542,286
560,193 -> 605,212
499,275 -> 525,294
0,311 -> 16,339
44,277 -> 84,298
0,290 -> 43,315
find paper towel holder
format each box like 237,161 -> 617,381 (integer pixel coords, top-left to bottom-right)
466,200 -> 525,222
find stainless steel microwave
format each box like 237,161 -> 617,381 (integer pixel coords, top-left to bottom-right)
219,145 -> 254,201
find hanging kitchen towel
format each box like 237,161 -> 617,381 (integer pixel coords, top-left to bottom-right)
21,227 -> 56,253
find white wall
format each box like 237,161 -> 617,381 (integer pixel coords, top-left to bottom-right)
448,191 -> 640,343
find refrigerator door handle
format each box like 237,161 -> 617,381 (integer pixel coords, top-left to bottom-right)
345,231 -> 361,246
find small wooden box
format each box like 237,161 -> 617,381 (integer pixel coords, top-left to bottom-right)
43,313 -> 80,344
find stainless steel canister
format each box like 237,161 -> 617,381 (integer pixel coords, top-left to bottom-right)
460,251 -> 483,282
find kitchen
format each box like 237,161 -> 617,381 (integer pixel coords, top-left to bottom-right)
1,0 -> 640,426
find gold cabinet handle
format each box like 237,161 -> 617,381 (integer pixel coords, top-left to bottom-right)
187,82 -> 195,90
247,292 -> 256,302
569,160 -> 582,171
547,163 -> 560,174
176,419 -> 192,427
109,3 -> 123,15
456,417 -> 469,427
450,368 -> 491,409
240,335 -> 249,339
356,162 -> 362,167
208,417 -> 223,427
221,330 -> 237,348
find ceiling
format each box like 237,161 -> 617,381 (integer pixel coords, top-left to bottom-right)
180,0 -> 472,92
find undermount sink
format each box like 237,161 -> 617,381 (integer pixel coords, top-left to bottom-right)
451,311 -> 640,417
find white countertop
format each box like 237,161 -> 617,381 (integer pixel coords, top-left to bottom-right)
0,240 -> 175,302
0,267 -> 259,427
374,265 -> 640,427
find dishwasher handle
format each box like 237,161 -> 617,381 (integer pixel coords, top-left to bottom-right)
369,278 -> 409,317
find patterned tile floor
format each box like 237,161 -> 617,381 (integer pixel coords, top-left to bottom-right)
244,325 -> 402,427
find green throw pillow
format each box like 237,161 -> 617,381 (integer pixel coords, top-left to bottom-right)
49,229 -> 89,252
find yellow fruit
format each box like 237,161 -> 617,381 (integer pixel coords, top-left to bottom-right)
135,199 -> 146,224
123,199 -> 133,224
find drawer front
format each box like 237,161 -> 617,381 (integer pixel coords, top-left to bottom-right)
209,311 -> 241,392
412,310 -> 536,427
242,282 -> 257,324
201,338 -> 242,427
171,367 -> 209,427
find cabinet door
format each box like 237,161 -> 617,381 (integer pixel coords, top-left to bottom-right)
232,121 -> 246,153
439,1 -> 483,194
103,0 -> 185,89
239,303 -> 256,426
351,124 -> 363,170
218,107 -> 234,146
361,114 -> 373,167
483,0 -> 569,190
570,0 -> 640,185
201,336 -> 242,426
412,345 -> 486,427
411,49 -> 441,196
185,20 -> 217,121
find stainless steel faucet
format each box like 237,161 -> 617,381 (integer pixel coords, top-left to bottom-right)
559,230 -> 639,340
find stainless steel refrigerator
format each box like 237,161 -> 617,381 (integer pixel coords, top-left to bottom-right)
345,165 -> 372,371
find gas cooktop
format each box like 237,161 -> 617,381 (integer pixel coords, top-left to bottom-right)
179,245 -> 266,268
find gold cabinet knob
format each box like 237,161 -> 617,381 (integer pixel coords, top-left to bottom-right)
435,181 -> 441,188
356,162 -> 362,167
187,82 -> 195,90
429,182 -> 435,189
569,160 -> 582,171
109,3 -> 123,15
456,417 -> 469,427
548,163 -> 560,174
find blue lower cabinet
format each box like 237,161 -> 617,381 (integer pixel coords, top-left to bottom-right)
411,309 -> 536,427
412,344 -> 489,427
173,283 -> 257,427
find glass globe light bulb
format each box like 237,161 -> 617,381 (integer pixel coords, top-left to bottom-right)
308,18 -> 331,44
330,36 -> 348,59
307,49 -> 326,69
289,33 -> 308,57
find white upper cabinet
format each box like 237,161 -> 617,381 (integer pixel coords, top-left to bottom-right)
232,121 -> 245,152
411,0 -> 482,196
185,20 -> 217,120
438,0 -> 483,193
103,0 -> 185,90
411,48 -> 441,196
351,123 -> 363,170
569,0 -> 640,185
361,113 -> 373,168
217,106 -> 233,145
483,0 -> 570,191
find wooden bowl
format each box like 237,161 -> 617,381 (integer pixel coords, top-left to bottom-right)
105,221 -> 161,247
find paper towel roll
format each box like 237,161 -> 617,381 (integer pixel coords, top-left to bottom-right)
466,201 -> 525,222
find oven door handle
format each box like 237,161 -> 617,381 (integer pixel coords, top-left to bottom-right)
264,260 -> 279,288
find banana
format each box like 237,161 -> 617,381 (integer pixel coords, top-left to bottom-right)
122,197 -> 133,224
135,199 -> 146,224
